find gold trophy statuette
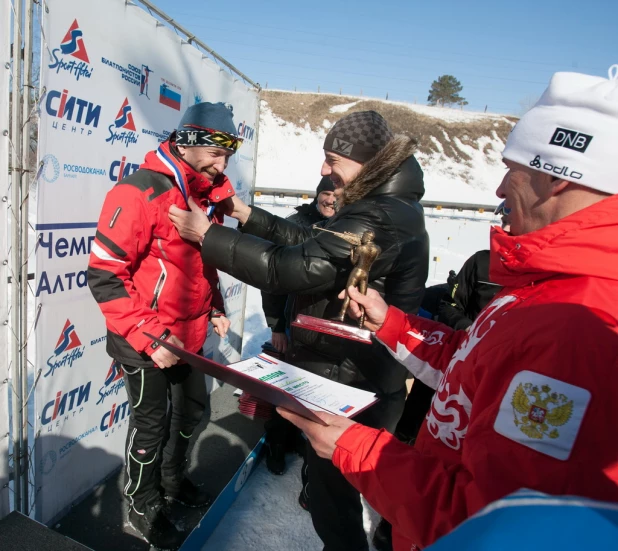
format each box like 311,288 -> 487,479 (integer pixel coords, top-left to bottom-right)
313,226 -> 381,328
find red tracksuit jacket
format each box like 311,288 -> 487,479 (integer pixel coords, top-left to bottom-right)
88,141 -> 233,365
333,194 -> 618,550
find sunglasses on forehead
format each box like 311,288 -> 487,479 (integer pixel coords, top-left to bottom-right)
206,129 -> 243,152
183,124 -> 243,151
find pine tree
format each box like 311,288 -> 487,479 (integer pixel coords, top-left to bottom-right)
427,75 -> 466,107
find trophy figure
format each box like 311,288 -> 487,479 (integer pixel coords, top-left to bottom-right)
291,227 -> 381,343
333,230 -> 381,327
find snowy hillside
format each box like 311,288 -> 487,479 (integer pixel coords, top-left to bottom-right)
256,91 -> 516,205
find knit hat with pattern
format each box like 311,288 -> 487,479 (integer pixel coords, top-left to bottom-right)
323,110 -> 394,163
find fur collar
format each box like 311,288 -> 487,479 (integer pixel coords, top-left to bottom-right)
339,135 -> 417,208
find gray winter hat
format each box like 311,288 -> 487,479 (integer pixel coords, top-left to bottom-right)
323,110 -> 394,163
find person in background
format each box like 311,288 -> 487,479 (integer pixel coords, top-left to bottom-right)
262,176 -> 336,359
261,177 -> 336,515
277,67 -> 618,551
88,102 -> 237,550
436,202 -> 509,330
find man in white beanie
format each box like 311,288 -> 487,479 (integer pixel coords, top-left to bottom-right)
276,66 -> 618,551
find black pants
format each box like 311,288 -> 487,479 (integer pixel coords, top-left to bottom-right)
122,362 -> 208,513
394,379 -> 436,443
264,409 -> 301,450
308,388 -> 406,551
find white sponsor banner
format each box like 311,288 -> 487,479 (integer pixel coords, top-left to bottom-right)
0,0 -> 10,521
35,0 -> 258,524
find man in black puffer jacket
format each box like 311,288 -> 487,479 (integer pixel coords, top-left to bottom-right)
261,175 -> 336,351
169,110 -> 429,551
261,175 -> 336,482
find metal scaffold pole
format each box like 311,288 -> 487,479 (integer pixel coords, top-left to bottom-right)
9,0 -> 24,514
19,0 -> 33,511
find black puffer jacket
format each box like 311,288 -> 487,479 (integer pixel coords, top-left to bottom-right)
202,136 -> 429,397
288,200 -> 328,227
261,200 -> 329,333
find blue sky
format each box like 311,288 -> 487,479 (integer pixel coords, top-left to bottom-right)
149,0 -> 616,115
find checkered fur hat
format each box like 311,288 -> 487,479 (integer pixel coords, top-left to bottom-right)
323,110 -> 394,163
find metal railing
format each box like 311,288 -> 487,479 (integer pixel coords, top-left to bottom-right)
254,187 -> 499,214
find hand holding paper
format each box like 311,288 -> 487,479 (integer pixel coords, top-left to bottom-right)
277,408 -> 355,460
144,334 -> 379,425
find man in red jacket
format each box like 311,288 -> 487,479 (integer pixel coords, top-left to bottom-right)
88,102 -> 239,550
279,67 -> 618,550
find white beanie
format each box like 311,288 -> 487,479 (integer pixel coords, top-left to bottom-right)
502,65 -> 618,195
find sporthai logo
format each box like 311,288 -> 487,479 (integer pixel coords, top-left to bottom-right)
45,89 -> 101,136
100,401 -> 130,435
109,156 -> 140,182
41,382 -> 91,426
48,19 -> 93,81
97,360 -> 126,405
106,98 -> 139,148
45,319 -> 86,378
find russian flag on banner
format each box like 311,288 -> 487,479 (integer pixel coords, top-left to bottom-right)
257,354 -> 278,365
340,405 -> 354,414
159,83 -> 182,111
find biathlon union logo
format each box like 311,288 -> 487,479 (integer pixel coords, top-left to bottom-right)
106,98 -> 139,148
109,156 -> 140,182
45,319 -> 86,378
101,57 -> 154,99
97,360 -> 126,405
48,19 -> 93,81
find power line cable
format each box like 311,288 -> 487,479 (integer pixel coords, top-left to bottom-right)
168,11 -> 605,73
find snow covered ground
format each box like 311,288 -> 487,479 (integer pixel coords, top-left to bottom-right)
204,205 -> 497,551
202,454 -> 381,551
256,97 -> 509,206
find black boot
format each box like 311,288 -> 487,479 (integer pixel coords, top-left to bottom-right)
265,442 -> 286,475
161,475 -> 213,508
298,486 -> 310,512
128,504 -> 185,551
298,456 -> 310,512
372,517 -> 393,551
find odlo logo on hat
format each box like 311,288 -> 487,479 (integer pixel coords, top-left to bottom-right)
549,127 -> 593,153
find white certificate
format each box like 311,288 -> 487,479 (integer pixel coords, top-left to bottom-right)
229,353 -> 379,418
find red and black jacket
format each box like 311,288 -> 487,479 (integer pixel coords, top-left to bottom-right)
88,140 -> 234,367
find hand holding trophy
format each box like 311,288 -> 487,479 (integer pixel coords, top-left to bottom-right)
291,226 -> 381,343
